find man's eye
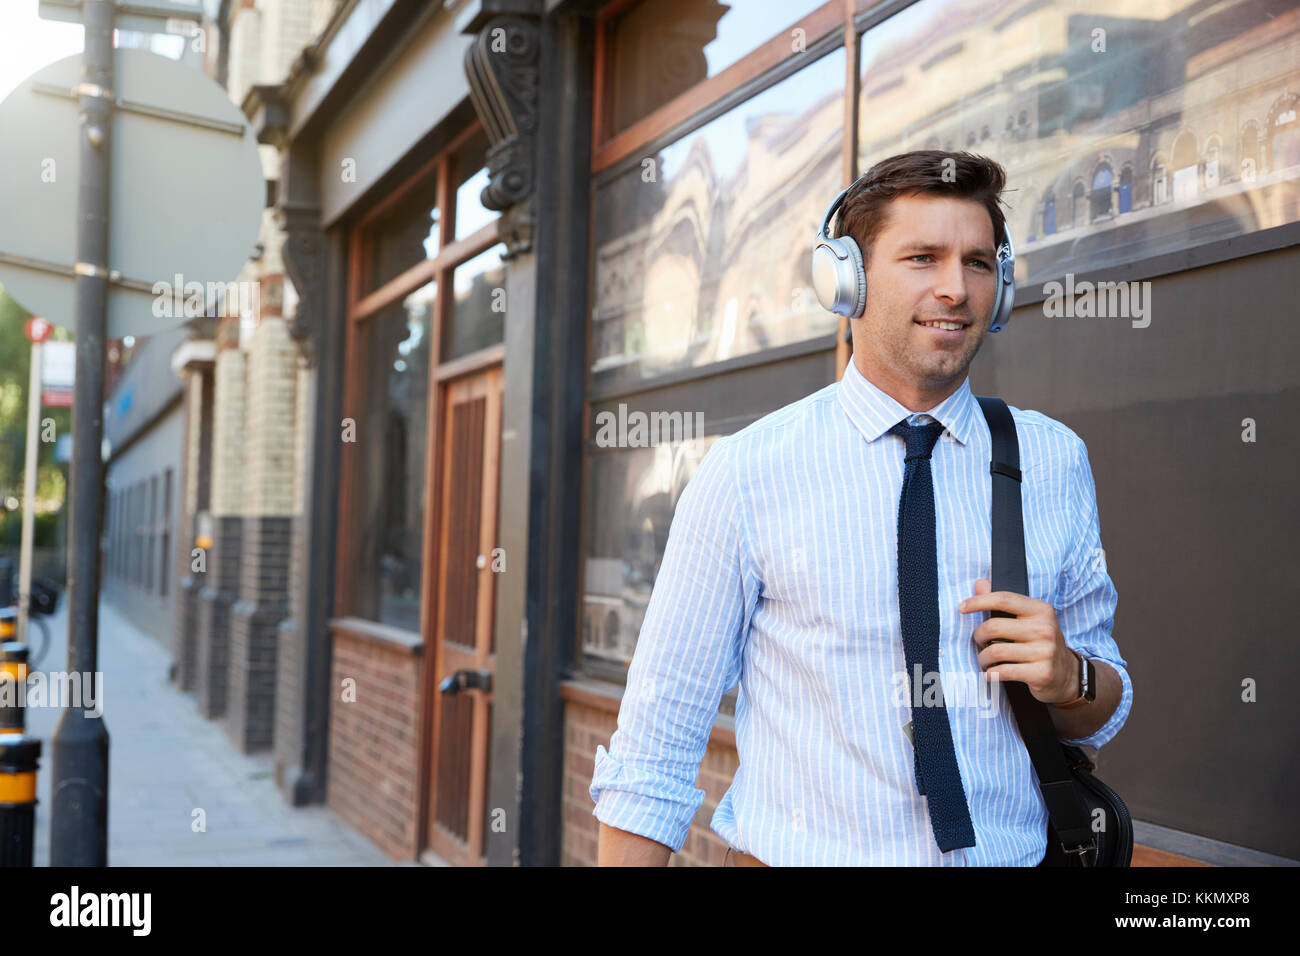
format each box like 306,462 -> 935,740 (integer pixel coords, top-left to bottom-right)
968,260 -> 992,270
908,254 -> 933,263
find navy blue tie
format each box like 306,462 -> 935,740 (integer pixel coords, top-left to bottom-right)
888,418 -> 977,853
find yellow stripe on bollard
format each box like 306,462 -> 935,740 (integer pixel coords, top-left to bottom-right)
0,662 -> 27,682
0,771 -> 35,803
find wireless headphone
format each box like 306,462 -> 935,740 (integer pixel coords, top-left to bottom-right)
810,182 -> 1017,332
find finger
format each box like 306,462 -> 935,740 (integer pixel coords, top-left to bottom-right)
973,577 -> 992,596
959,589 -> 1043,617
984,662 -> 1037,685
977,638 -> 1050,669
977,642 -> 1025,670
971,616 -> 1028,644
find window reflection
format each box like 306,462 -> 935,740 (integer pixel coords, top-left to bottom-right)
355,281 -> 434,631
446,245 -> 506,361
856,0 -> 1300,285
590,47 -> 844,391
604,0 -> 831,138
455,127 -> 495,239
363,174 -> 440,295
583,434 -> 719,663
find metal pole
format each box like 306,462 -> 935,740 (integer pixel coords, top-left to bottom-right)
50,0 -> 112,867
17,340 -> 42,646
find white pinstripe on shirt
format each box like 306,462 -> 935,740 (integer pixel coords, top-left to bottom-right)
589,359 -> 1133,865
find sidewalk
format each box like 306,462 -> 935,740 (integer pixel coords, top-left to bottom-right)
22,598 -> 399,866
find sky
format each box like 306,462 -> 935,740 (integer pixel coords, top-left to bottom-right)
0,0 -> 193,104
0,0 -> 84,104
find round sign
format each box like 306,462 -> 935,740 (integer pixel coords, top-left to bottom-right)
0,49 -> 265,337
25,316 -> 52,343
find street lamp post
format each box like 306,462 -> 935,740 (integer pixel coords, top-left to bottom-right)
49,0 -> 112,867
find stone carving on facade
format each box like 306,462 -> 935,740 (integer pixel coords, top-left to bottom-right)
280,203 -> 324,361
464,13 -> 539,259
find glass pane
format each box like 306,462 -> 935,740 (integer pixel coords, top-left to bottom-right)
582,433 -> 721,665
856,0 -> 1300,287
606,0 -> 831,137
445,245 -> 506,361
590,47 -> 844,391
356,280 -> 434,631
362,173 -> 440,295
455,127 -> 495,240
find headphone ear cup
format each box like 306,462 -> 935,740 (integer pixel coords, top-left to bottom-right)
841,235 -> 866,319
989,256 -> 1016,332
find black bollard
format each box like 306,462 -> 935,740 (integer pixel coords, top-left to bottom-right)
0,734 -> 40,866
0,642 -> 29,736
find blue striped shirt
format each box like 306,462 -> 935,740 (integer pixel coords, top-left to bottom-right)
589,359 -> 1132,865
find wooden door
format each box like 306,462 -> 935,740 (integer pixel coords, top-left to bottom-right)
425,365 -> 502,865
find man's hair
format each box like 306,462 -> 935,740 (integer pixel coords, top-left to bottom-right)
834,150 -> 1009,267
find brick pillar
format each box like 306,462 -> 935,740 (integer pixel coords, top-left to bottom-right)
227,293 -> 299,753
172,347 -> 215,692
195,318 -> 245,719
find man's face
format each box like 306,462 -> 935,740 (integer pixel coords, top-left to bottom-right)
852,193 -> 999,397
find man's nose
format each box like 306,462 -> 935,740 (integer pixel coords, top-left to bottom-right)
932,258 -> 968,306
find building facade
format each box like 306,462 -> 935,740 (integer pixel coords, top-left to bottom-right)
165,0 -> 1299,866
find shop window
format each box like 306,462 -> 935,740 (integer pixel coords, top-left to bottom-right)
589,46 -> 844,392
580,351 -> 835,672
359,171 -> 440,296
351,281 -> 435,631
343,119 -> 503,632
1042,191 -> 1056,235
583,434 -> 721,664
445,244 -> 506,362
454,126 -> 494,240
856,0 -> 1300,285
600,0 -> 830,140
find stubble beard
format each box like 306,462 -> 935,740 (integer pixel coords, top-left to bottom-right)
884,317 -> 984,392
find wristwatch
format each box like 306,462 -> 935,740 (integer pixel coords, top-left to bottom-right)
1055,650 -> 1096,709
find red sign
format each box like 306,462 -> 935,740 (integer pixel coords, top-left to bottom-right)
42,389 -> 74,408
25,316 -> 52,343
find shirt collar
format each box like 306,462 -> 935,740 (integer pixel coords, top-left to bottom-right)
836,358 -> 978,447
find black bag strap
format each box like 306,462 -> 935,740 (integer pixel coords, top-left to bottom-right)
975,396 -> 1096,858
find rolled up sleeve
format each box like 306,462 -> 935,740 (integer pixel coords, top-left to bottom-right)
1054,438 -> 1133,750
589,436 -> 758,852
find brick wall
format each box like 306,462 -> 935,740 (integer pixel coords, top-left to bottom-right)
563,697 -> 738,867
327,628 -> 425,861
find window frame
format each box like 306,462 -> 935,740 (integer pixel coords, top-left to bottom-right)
335,116 -> 504,635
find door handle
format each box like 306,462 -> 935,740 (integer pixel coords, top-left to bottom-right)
439,668 -> 492,695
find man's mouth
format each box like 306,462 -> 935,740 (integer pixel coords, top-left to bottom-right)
915,318 -> 969,335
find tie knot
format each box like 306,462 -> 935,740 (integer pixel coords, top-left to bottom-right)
888,419 -> 946,461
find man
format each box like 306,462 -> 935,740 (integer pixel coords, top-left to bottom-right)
589,151 -> 1132,866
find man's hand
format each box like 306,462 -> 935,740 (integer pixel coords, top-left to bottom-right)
959,577 -> 1079,705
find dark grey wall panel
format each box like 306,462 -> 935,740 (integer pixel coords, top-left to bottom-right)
969,242 -> 1300,860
